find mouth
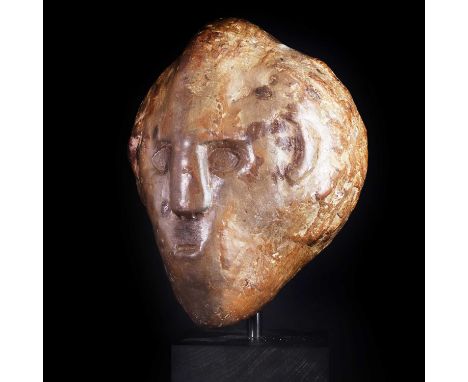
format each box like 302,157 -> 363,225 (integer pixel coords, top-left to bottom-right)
172,243 -> 202,258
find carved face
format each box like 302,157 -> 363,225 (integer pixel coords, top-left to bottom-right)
129,19 -> 367,327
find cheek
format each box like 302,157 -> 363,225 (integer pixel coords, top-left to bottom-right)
153,178 -> 170,218
136,145 -> 168,207
207,171 -> 223,191
160,199 -> 170,217
218,176 -> 280,233
139,171 -> 170,223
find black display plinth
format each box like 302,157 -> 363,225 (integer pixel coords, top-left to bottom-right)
171,332 -> 329,382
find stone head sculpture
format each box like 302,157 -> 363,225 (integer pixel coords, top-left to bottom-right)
129,19 -> 367,327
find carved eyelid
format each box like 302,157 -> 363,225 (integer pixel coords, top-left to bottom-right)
152,141 -> 171,174
205,139 -> 253,175
208,148 -> 240,174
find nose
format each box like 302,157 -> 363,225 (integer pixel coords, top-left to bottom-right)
170,137 -> 212,217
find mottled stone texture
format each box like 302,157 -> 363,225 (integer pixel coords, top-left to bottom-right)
129,18 -> 367,327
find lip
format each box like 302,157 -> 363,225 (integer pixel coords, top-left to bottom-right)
172,243 -> 202,258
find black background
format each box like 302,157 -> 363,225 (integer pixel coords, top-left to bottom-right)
48,3 -> 423,381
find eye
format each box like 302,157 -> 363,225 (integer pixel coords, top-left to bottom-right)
208,147 -> 240,176
151,145 -> 171,174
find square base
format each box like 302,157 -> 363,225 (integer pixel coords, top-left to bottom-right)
171,333 -> 329,382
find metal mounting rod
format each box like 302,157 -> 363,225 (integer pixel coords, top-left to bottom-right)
247,312 -> 262,340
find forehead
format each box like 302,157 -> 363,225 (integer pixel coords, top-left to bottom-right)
143,20 -> 330,143
155,63 -> 305,142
